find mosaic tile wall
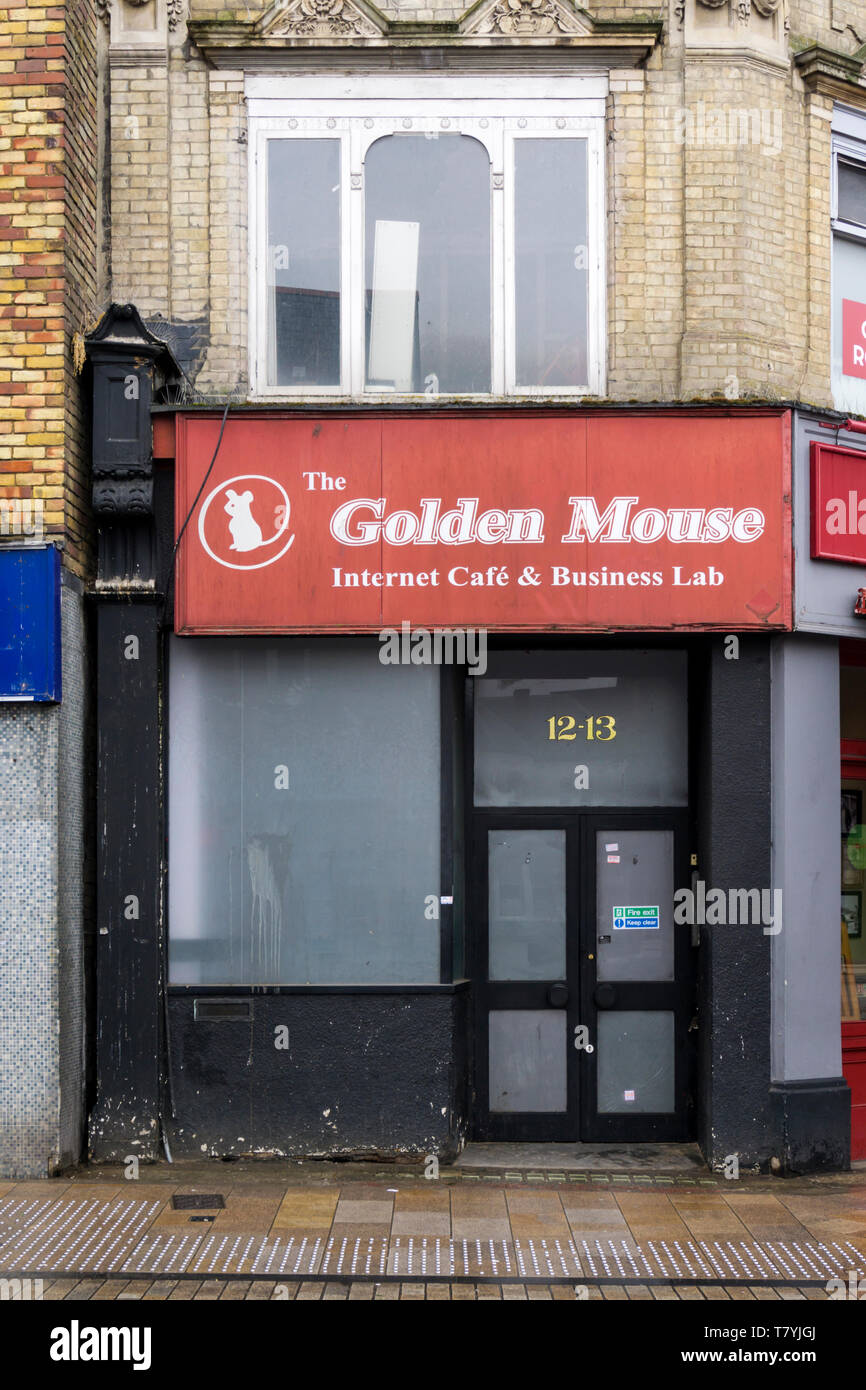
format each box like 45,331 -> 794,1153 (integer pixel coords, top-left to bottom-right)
57,579 -> 86,1170
0,580 -> 86,1178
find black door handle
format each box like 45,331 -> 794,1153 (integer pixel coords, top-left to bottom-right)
594,983 -> 617,1009
547,981 -> 569,1008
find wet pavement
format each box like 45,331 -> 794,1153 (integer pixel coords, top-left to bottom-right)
1,1156 -> 864,1301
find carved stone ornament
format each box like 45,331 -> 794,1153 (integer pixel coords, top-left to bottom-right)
167,0 -> 183,29
673,0 -> 685,28
468,0 -> 587,37
261,0 -> 381,38
694,0 -> 783,18
95,0 -> 111,24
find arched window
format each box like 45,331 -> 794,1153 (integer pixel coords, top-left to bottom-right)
364,134 -> 491,394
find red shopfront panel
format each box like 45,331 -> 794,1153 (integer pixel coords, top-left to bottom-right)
843,1025 -> 866,1159
811,440 -> 866,566
175,411 -> 792,634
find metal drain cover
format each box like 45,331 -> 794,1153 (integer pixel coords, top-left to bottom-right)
171,1193 -> 225,1211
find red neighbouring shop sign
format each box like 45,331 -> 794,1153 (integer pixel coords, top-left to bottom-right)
811,441 -> 866,566
174,412 -> 792,633
842,299 -> 866,381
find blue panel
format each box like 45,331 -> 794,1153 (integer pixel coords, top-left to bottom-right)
0,547 -> 61,702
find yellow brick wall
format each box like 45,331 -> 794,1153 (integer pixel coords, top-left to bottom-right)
791,0 -> 865,52
106,0 -> 863,410
0,0 -> 98,578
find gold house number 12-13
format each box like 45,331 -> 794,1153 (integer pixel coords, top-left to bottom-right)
546,715 -> 617,741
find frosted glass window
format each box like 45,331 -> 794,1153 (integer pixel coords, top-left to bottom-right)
489,830 -> 566,981
596,830 -> 675,983
474,651 -> 687,807
168,638 -> 440,984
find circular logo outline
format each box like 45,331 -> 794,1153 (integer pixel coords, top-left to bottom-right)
197,473 -> 296,571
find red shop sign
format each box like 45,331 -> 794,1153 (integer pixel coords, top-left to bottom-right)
843,299 -> 866,381
811,441 -> 866,566
175,412 -> 792,633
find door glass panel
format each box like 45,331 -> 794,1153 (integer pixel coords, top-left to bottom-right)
596,830 -> 675,982
489,829 -> 566,980
489,1010 -> 567,1111
474,652 -> 687,807
597,1011 -> 675,1113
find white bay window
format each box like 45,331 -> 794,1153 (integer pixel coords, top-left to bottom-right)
249,78 -> 606,399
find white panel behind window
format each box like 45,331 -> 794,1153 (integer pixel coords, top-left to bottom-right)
368,219 -> 420,391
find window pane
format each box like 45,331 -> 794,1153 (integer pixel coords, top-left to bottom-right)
364,134 -> 491,393
473,652 -> 688,807
515,138 -> 588,388
268,139 -> 340,387
168,638 -> 440,984
838,161 -> 866,227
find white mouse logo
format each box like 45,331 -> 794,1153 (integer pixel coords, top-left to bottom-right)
224,487 -> 263,552
198,474 -> 296,570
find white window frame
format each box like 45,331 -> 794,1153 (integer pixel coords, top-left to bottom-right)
832,132 -> 866,245
248,78 -> 606,402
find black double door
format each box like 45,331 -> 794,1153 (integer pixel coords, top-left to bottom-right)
472,810 -> 693,1142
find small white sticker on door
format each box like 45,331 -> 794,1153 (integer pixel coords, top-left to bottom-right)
607,854 -> 620,863
605,842 -> 618,852
624,1090 -> 635,1103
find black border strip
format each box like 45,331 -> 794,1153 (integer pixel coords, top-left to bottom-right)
0,1270 -> 840,1288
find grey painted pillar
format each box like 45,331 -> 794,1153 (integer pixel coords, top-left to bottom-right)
770,634 -> 849,1171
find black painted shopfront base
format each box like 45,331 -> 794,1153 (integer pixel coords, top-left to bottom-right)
164,988 -> 469,1160
769,1078 -> 851,1175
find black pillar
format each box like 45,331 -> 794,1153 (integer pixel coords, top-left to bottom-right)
91,603 -> 162,1159
85,305 -> 178,1162
695,636 -> 775,1171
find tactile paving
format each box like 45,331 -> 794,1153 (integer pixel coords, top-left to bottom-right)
0,1192 -> 863,1283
